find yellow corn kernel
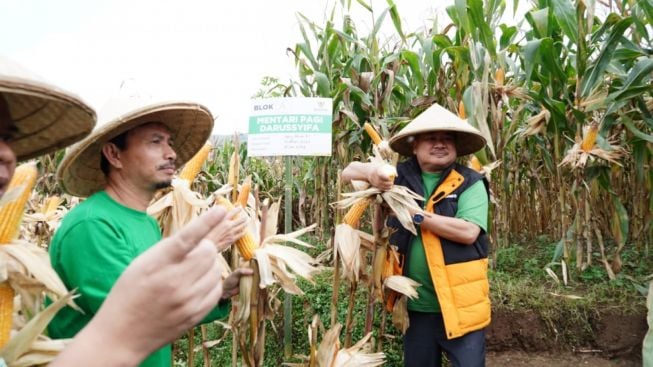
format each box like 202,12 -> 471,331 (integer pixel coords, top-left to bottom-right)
342,197 -> 372,228
237,176 -> 251,208
458,100 -> 466,119
363,122 -> 383,145
0,163 -> 38,243
179,143 -> 212,183
581,124 -> 599,152
0,283 -> 14,348
495,68 -> 505,87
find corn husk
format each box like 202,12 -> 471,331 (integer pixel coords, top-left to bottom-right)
559,135 -> 627,169
521,108 -> 550,137
336,185 -> 423,235
2,241 -> 78,311
21,196 -> 66,248
391,295 -> 410,334
383,275 -> 420,300
148,178 -> 210,238
313,323 -> 384,367
333,224 -> 362,282
0,292 -> 74,366
254,224 -> 324,294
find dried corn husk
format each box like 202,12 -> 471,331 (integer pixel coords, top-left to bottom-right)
391,295 -> 409,334
148,178 -> 210,238
0,292 -> 74,366
336,185 -> 423,235
2,242 -> 78,311
254,224 -> 324,294
333,224 -> 362,282
383,275 -> 420,300
559,134 -> 627,169
315,323 -> 385,367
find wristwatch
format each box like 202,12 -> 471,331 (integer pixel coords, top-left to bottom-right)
412,213 -> 425,226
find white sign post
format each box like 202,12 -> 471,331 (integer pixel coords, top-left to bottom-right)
247,97 -> 332,358
247,97 -> 333,157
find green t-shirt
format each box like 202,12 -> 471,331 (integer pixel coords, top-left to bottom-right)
406,172 -> 489,312
48,191 -> 229,367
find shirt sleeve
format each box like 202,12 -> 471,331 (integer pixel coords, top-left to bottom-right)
456,180 -> 489,233
58,218 -> 135,315
200,300 -> 231,324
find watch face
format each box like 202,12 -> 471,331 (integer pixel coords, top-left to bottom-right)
413,213 -> 425,224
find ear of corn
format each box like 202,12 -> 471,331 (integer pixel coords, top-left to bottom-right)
179,143 -> 212,183
215,196 -> 258,261
581,124 -> 599,152
0,162 -> 38,348
237,176 -> 251,208
0,163 -> 38,243
469,156 -> 482,172
363,122 -> 383,145
495,67 -> 505,87
40,196 -> 62,215
458,100 -> 466,119
0,283 -> 14,347
342,197 -> 372,228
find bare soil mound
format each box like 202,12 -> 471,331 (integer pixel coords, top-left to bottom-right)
485,309 -> 646,364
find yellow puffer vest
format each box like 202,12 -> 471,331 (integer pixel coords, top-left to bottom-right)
390,159 -> 491,339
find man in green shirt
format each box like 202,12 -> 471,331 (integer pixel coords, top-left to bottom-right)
342,103 -> 490,367
49,97 -> 249,367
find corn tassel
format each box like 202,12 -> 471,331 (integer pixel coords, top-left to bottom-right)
495,68 -> 505,87
0,162 -> 38,347
179,143 -> 212,183
457,100 -> 466,119
363,122 -> 383,145
581,124 -> 599,153
342,197 -> 372,229
215,196 -> 258,260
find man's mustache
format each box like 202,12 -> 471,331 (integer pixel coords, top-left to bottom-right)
157,162 -> 176,170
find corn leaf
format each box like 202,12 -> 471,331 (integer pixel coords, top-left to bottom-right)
580,17 -> 634,97
551,0 -> 578,44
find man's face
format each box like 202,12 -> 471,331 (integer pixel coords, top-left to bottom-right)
0,101 -> 17,198
412,131 -> 457,173
0,139 -> 17,198
117,123 -> 177,191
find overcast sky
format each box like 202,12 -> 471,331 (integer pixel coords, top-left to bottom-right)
1,0 -> 490,135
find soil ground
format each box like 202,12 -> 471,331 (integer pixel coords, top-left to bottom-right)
484,309 -> 646,366
487,351 -> 640,366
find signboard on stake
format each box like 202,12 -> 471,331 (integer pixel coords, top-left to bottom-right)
247,97 -> 333,157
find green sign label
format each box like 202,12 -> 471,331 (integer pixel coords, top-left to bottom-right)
249,114 -> 332,134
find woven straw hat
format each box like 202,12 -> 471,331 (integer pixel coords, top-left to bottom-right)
0,58 -> 96,161
389,103 -> 486,156
57,91 -> 214,197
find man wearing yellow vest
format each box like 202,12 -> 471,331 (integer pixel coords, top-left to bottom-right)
343,103 -> 490,367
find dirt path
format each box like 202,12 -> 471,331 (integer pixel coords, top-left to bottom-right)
487,351 -> 640,367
